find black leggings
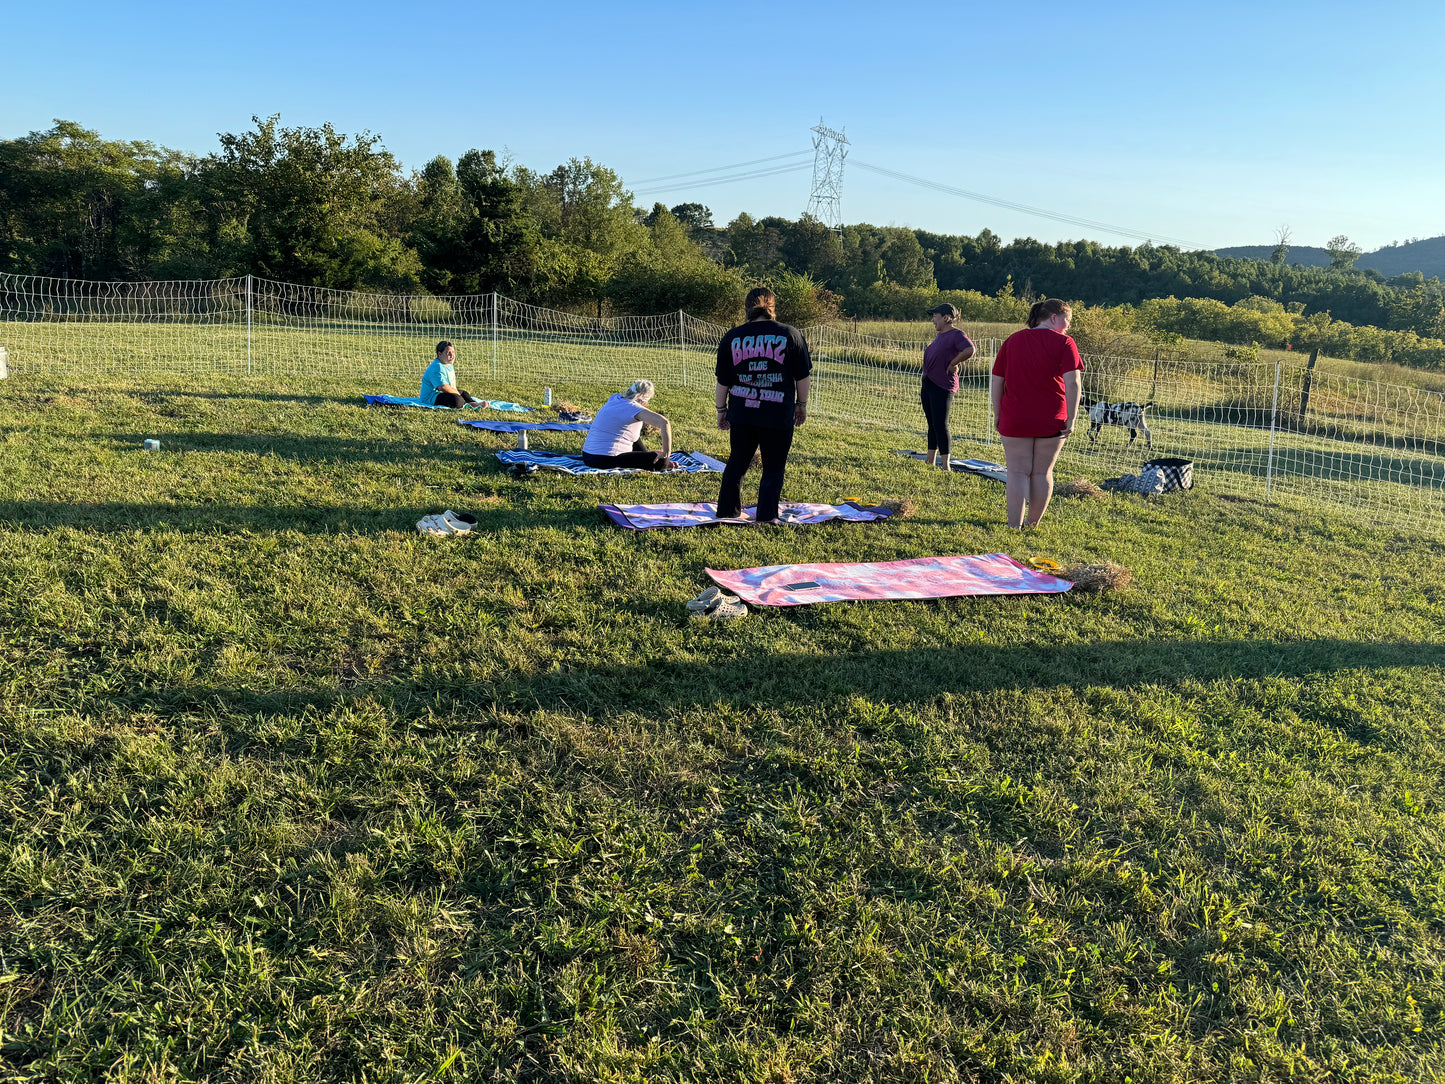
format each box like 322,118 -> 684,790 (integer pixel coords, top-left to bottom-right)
717,421 -> 795,521
582,441 -> 669,471
433,390 -> 479,408
920,378 -> 954,454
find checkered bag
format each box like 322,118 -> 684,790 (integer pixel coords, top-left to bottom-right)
1142,457 -> 1193,492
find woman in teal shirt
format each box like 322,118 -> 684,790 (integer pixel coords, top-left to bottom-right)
421,341 -> 481,407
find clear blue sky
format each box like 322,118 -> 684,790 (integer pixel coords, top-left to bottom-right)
6,0 -> 1443,253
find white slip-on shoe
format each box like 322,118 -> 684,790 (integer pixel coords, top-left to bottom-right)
686,585 -> 736,612
441,510 -> 477,534
704,596 -> 747,620
417,515 -> 450,537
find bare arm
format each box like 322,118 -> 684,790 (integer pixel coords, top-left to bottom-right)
635,406 -> 673,458
715,383 -> 730,430
1062,370 -> 1081,434
990,374 -> 1004,430
947,344 -> 975,373
794,376 -> 810,425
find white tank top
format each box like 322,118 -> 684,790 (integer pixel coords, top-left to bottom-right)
583,394 -> 645,456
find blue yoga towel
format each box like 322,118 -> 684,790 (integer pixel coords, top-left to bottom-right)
460,419 -> 591,434
496,450 -> 725,475
364,394 -> 534,412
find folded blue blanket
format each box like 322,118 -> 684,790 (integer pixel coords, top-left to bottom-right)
461,419 -> 591,434
497,450 -> 725,475
364,394 -> 533,412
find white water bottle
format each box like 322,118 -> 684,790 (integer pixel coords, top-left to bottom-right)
544,386 -> 553,407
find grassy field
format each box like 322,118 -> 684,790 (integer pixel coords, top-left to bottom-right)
7,319 -> 1443,540
2,369 -> 1444,1082
851,320 -> 1445,396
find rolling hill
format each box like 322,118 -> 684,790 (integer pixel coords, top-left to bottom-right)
1216,235 -> 1445,280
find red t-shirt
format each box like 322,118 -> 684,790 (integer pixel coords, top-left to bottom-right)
992,328 -> 1084,438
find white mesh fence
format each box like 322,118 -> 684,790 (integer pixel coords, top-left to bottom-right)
3,272 -> 1443,535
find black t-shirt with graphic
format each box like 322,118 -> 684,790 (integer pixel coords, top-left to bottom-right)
714,319 -> 813,429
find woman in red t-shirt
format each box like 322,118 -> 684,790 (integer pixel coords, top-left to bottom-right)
990,299 -> 1084,528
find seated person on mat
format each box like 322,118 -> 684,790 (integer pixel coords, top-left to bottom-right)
581,380 -> 676,471
421,341 -> 483,408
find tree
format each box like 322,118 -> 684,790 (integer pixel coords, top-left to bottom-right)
1271,225 -> 1292,265
1326,234 -> 1362,271
0,120 -> 200,279
198,115 -> 422,290
516,157 -> 645,309
779,214 -> 844,283
609,206 -> 744,321
669,203 -> 714,234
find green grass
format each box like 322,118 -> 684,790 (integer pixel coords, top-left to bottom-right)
2,371 -> 1445,1082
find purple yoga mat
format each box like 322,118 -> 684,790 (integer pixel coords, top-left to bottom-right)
599,502 -> 892,531
706,553 -> 1073,607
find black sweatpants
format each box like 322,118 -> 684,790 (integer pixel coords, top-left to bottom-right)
920,377 -> 954,455
717,420 -> 795,522
582,441 -> 669,471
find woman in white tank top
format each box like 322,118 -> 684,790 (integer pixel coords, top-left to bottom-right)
581,380 -> 676,470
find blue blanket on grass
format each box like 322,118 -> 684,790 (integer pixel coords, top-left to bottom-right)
497,450 -> 725,475
365,394 -> 533,412
460,419 -> 591,434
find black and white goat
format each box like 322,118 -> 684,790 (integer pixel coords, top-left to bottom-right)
1085,399 -> 1153,449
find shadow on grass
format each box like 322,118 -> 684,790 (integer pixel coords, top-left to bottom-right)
114,636 -> 1445,722
1193,446 -> 1445,486
497,636 -> 1445,715
100,430 -> 506,465
0,498 -> 614,535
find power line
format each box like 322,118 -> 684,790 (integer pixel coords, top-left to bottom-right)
633,162 -> 812,198
631,151 -> 812,187
852,160 -> 1205,250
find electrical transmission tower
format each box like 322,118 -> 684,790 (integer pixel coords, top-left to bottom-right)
806,119 -> 849,230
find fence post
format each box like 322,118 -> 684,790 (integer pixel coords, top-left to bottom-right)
679,309 -> 687,387
246,274 -> 253,376
1298,347 -> 1319,425
491,291 -> 498,379
1150,349 -> 1160,402
1265,360 -> 1282,501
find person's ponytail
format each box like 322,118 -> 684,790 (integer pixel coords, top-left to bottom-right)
745,286 -> 777,322
1026,298 -> 1070,328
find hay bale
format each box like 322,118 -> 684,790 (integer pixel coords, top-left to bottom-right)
1055,477 -> 1107,499
1061,561 -> 1132,592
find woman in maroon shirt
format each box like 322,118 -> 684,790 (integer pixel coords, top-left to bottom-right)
919,303 -> 975,470
990,299 -> 1083,528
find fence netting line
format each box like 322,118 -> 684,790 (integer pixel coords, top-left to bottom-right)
2,272 -> 1442,535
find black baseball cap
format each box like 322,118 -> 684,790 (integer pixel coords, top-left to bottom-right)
926,304 -> 960,320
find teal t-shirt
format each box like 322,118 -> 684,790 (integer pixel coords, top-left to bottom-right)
420,359 -> 455,402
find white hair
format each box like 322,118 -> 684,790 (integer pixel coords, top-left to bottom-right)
624,379 -> 655,401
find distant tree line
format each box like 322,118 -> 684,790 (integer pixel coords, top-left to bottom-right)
3,119 -> 1444,367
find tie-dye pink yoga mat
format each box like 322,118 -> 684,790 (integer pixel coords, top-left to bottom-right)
706,553 -> 1072,607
